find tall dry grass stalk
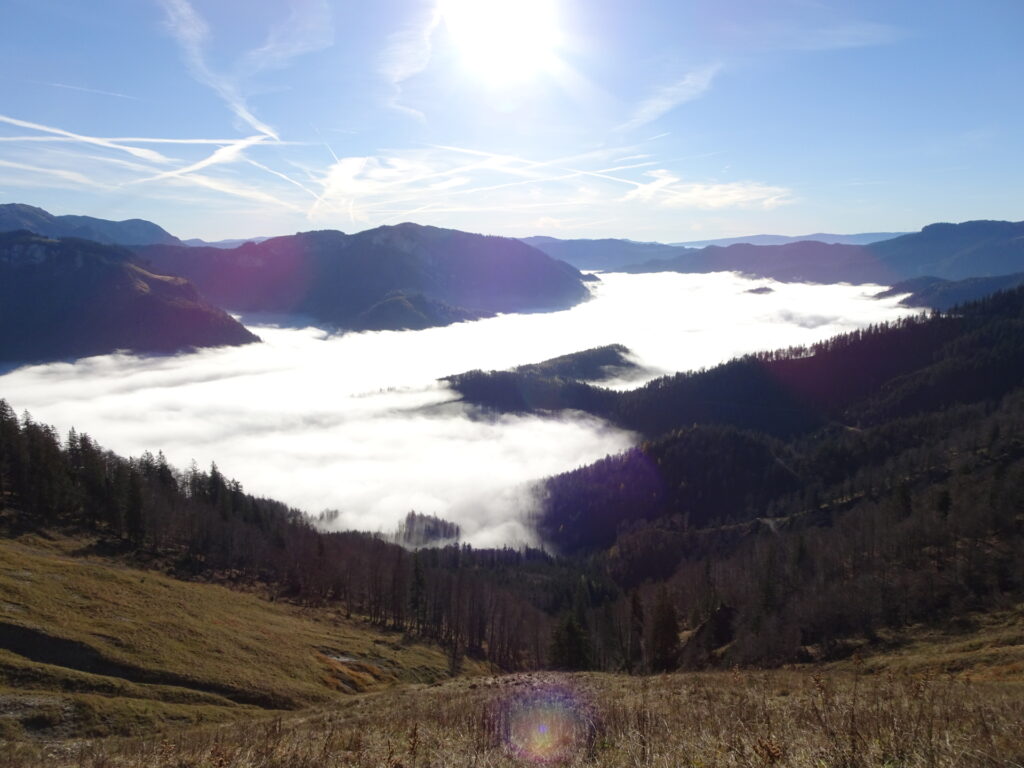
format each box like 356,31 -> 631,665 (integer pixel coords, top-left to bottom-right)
2,670 -> 1022,767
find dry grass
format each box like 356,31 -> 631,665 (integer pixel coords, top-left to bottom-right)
3,669 -> 1021,767
0,535 -> 484,739
827,606 -> 1024,683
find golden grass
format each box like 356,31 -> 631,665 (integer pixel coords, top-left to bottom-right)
828,605 -> 1024,682
4,669 -> 1022,767
0,535 -> 483,738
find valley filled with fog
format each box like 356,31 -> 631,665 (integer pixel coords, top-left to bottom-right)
0,272 -> 915,546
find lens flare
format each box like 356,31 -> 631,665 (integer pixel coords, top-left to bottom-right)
495,681 -> 596,764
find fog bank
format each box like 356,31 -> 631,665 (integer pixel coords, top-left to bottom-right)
0,272 -> 914,545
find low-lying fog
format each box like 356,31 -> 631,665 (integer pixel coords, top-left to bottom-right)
0,273 -> 915,546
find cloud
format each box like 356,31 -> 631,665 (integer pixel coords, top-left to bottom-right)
618,64 -> 721,132
0,274 -> 914,544
0,158 -> 108,189
158,0 -> 333,138
780,21 -> 901,51
159,0 -> 278,138
623,169 -> 793,210
163,172 -> 305,211
45,82 -> 139,100
0,114 -> 171,164
238,0 -> 334,76
378,4 -> 443,119
0,274 -> 914,546
136,135 -> 268,183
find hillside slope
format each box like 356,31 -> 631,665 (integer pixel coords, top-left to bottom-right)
0,532 -> 476,739
0,231 -> 258,364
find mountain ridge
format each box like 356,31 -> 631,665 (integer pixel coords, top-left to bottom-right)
0,203 -> 182,246
0,231 -> 258,364
136,223 -> 592,332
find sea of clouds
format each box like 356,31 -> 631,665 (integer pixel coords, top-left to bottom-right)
0,272 -> 915,546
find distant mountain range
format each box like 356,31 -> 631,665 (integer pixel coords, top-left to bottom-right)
522,232 -> 905,271
0,231 -> 258,364
182,236 -> 272,249
622,220 -> 1024,285
0,204 -> 182,246
669,232 -> 905,248
519,236 -> 691,272
136,224 -> 592,331
3,204 -> 1024,334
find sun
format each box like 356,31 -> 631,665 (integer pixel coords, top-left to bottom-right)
439,0 -> 562,84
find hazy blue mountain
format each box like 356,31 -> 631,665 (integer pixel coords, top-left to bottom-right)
137,223 -> 591,332
869,220 -> 1024,279
520,232 -> 905,271
670,232 -> 906,248
0,231 -> 258,364
183,236 -> 272,248
624,220 -> 1024,284
0,203 -> 182,246
519,235 -> 693,271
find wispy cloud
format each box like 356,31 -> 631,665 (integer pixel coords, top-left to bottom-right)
0,136 -> 306,146
780,21 -> 901,51
136,135 -> 268,183
0,114 -> 171,164
159,0 -> 333,138
238,0 -> 334,76
623,169 -> 792,210
159,0 -> 278,138
618,64 -> 721,132
378,4 -> 443,119
725,18 -> 901,53
303,138 -> 793,230
158,0 -> 333,140
163,172 -> 304,212
46,82 -> 139,100
0,158 -> 108,189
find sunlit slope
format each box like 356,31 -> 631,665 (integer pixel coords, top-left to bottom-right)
0,533 -> 479,737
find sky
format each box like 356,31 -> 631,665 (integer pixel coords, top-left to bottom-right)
1,0 -> 1022,242
0,273 -> 914,545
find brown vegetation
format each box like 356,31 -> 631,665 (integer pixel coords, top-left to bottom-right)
3,669 -> 1021,767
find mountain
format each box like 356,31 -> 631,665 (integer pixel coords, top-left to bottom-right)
877,272 -> 1024,310
670,231 -> 905,248
0,231 -> 258,364
869,219 -> 1024,279
519,232 -> 906,271
182,236 -> 272,248
0,203 -> 182,246
623,219 -> 1024,284
136,223 -> 592,331
519,235 -> 693,271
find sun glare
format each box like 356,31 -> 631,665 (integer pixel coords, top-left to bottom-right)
439,0 -> 561,84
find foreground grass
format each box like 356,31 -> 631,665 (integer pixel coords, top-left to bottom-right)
4,669 -> 1022,767
0,533 -> 481,739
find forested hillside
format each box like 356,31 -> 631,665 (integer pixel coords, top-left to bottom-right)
453,288 -> 1024,668
0,231 -> 258,363
0,402 -> 577,671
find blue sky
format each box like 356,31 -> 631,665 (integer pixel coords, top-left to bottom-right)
1,0 -> 1021,241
